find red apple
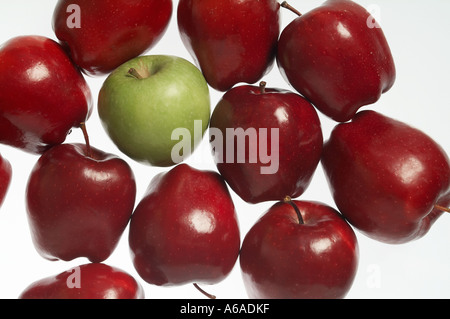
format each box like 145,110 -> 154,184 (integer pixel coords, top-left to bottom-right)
19,263 -> 144,299
209,82 -> 323,204
25,129 -> 136,262
177,0 -> 280,91
321,110 -> 450,244
0,154 -> 12,209
277,1 -> 396,122
0,35 -> 92,154
129,164 -> 240,290
52,0 -> 173,75
240,198 -> 359,299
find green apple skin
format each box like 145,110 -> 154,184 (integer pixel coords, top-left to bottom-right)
98,55 -> 211,167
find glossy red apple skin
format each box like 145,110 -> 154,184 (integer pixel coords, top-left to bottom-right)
52,0 -> 173,75
322,110 -> 450,244
210,83 -> 323,204
0,35 -> 92,154
240,200 -> 359,299
277,0 -> 396,122
0,154 -> 12,208
177,0 -> 280,92
19,263 -> 144,299
26,143 -> 136,262
129,164 -> 240,286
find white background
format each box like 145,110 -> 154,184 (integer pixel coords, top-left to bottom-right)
0,0 -> 449,299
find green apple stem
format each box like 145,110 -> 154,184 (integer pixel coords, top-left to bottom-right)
193,283 -> 216,299
283,196 -> 305,224
281,1 -> 302,16
128,67 -> 145,80
259,81 -> 267,94
80,122 -> 93,158
435,205 -> 450,213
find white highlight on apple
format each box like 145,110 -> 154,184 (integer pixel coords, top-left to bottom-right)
171,120 -> 280,175
66,4 -> 81,29
26,63 -> 50,82
188,209 -> 215,234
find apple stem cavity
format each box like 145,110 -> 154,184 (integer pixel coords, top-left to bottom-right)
435,205 -> 450,213
193,283 -> 216,299
80,122 -> 93,158
281,1 -> 302,17
283,196 -> 305,224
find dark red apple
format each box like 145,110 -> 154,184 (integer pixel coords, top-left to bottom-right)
25,130 -> 136,262
129,164 -> 240,290
277,1 -> 396,122
209,82 -> 323,204
0,35 -> 92,154
19,263 -> 144,299
240,198 -> 359,299
52,0 -> 173,75
321,110 -> 450,244
177,0 -> 280,91
0,153 -> 12,209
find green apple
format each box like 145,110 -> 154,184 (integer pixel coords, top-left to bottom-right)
98,55 -> 211,166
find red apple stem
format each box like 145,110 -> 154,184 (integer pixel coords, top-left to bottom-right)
280,1 -> 302,16
80,122 -> 92,158
283,196 -> 304,224
193,283 -> 216,299
435,205 -> 450,213
259,81 -> 267,94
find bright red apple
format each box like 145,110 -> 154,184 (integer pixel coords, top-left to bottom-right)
0,153 -> 12,209
0,35 -> 92,154
321,110 -> 450,244
129,164 -> 240,291
240,198 -> 359,299
52,0 -> 173,75
19,263 -> 144,299
209,82 -> 323,204
177,0 -> 280,91
25,128 -> 136,262
277,1 -> 396,122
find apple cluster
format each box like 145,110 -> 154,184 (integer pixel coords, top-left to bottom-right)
0,0 -> 449,299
